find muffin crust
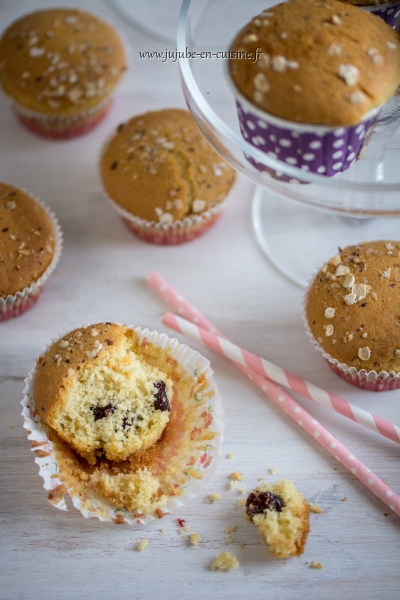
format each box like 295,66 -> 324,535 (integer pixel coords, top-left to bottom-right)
0,182 -> 55,298
100,109 -> 236,223
0,8 -> 126,116
229,0 -> 400,125
306,241 -> 400,372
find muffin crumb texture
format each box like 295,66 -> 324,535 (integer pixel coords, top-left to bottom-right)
211,552 -> 239,571
306,241 -> 400,373
31,323 -> 219,518
310,561 -> 323,570
190,532 -> 201,546
246,479 -> 310,558
100,109 -> 236,224
308,502 -> 323,514
229,0 -> 400,125
205,492 -> 223,503
34,323 -> 173,465
137,539 -> 148,552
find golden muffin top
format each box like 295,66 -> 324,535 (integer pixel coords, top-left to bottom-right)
0,182 -> 55,298
306,241 -> 400,372
0,8 -> 127,116
100,109 -> 236,223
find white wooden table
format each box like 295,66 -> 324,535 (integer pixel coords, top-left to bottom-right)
0,2 -> 399,599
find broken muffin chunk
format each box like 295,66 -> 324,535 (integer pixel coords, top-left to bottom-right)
246,479 -> 310,558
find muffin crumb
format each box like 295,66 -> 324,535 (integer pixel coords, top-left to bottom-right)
310,561 -> 323,570
211,552 -> 239,571
308,503 -> 323,514
206,492 -> 223,503
190,532 -> 201,546
137,539 -> 148,552
231,471 -> 243,481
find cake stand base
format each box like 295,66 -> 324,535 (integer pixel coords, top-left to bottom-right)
252,186 -> 400,288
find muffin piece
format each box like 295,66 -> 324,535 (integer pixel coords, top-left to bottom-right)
0,182 -> 60,320
100,109 -> 236,244
0,8 -> 126,138
246,479 -> 310,558
306,241 -> 400,388
229,0 -> 400,126
34,323 -> 173,465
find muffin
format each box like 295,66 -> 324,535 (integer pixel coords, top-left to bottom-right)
305,241 -> 400,390
228,0 -> 400,179
0,182 -> 61,321
246,479 -> 310,558
23,325 -> 223,523
339,0 -> 400,28
34,323 -> 173,465
100,109 -> 236,244
0,8 -> 127,139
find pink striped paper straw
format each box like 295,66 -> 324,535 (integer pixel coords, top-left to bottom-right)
161,310 -> 400,517
147,271 -> 400,445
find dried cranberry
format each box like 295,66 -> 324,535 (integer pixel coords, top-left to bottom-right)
153,380 -> 170,412
246,491 -> 283,518
91,403 -> 115,421
177,518 -> 185,527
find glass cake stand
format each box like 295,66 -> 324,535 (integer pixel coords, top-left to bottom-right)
177,0 -> 400,287
106,0 -> 182,45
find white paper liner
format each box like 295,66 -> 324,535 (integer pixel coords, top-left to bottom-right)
0,190 -> 63,317
21,325 -> 224,524
302,270 -> 400,390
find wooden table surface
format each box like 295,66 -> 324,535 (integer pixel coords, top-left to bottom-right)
0,2 -> 399,599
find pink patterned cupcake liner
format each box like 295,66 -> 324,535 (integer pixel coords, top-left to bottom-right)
113,199 -> 225,245
21,325 -> 224,524
12,97 -> 113,140
0,194 -> 62,322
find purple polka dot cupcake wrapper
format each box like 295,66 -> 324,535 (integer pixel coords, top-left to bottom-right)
362,1 -> 400,28
235,97 -> 380,181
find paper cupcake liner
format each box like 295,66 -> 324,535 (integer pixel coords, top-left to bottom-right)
21,325 -> 224,524
12,96 -> 113,140
302,274 -> 400,392
362,1 -> 400,27
234,90 -> 380,182
107,196 -> 226,245
0,193 -> 63,322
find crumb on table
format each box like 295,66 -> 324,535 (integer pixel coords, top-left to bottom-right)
190,532 -> 201,546
341,497 -> 347,502
269,467 -> 278,475
231,471 -> 242,481
239,487 -> 247,495
229,480 -> 237,490
227,453 -> 233,459
205,492 -> 223,503
236,498 -> 246,508
309,502 -> 323,514
211,552 -> 239,571
310,561 -> 323,570
224,525 -> 237,544
137,539 -> 148,552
